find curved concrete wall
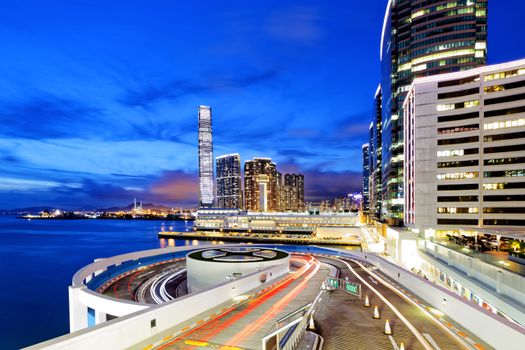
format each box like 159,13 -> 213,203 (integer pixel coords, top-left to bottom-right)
186,249 -> 290,293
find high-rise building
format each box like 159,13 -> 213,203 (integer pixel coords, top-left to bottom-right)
216,154 -> 242,209
283,174 -> 305,212
198,105 -> 214,207
369,85 -> 383,219
362,143 -> 370,214
244,158 -> 279,212
404,59 -> 525,231
380,0 -> 488,225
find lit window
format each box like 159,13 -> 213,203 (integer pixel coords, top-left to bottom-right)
438,104 -> 455,112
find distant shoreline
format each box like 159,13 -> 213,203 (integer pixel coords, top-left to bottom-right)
15,216 -> 194,221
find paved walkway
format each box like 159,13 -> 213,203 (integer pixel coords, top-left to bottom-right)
436,240 -> 525,276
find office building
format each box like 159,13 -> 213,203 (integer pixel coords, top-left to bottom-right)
369,85 -> 383,219
216,154 -> 242,209
362,143 -> 370,214
198,105 -> 214,207
404,59 -> 525,232
244,158 -> 279,212
283,173 -> 305,212
380,0 -> 488,225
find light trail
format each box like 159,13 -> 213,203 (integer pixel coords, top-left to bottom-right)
155,255 -> 316,349
225,257 -> 321,346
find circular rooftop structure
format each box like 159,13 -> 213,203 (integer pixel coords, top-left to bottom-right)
186,247 -> 290,293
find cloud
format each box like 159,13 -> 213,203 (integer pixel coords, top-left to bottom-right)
304,169 -> 362,201
121,69 -> 280,108
0,95 -> 103,139
150,171 -> 198,207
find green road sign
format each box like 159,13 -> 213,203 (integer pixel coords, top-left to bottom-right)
327,277 -> 339,289
344,281 -> 360,296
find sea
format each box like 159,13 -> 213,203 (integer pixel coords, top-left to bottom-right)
0,215 -> 200,350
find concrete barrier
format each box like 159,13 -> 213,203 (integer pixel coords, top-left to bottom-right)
24,262 -> 289,350
352,252 -> 525,350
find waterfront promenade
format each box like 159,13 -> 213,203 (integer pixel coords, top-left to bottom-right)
158,229 -> 362,246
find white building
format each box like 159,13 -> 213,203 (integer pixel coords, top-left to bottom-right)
404,58 -> 525,233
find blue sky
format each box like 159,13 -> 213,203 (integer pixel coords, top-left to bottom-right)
1,0 -> 524,209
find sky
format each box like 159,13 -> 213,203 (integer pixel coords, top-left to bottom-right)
1,0 -> 525,209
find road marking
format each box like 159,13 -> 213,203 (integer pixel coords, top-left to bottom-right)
388,335 -> 399,350
334,258 -> 434,350
423,333 -> 442,350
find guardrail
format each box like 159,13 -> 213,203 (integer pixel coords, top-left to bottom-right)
262,287 -> 324,350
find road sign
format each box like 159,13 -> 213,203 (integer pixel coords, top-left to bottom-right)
344,281 -> 361,297
326,277 -> 339,289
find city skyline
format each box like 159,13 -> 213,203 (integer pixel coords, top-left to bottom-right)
1,1 -> 525,209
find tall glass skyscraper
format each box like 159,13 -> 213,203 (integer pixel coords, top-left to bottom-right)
369,85 -> 383,220
362,143 -> 370,214
216,154 -> 242,209
198,105 -> 214,208
380,0 -> 488,225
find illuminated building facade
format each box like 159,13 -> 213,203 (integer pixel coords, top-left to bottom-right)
369,85 -> 383,219
404,59 -> 525,230
380,0 -> 488,225
283,173 -> 305,212
362,143 -> 370,214
216,154 -> 242,209
244,158 -> 279,212
198,105 -> 214,207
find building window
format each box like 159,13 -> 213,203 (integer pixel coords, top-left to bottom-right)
484,170 -> 525,178
438,172 -> 478,180
438,160 -> 479,168
438,88 -> 479,100
438,184 -> 478,191
484,105 -> 525,118
484,157 -> 525,166
438,124 -> 479,134
485,92 -> 525,106
438,207 -> 479,214
437,196 -> 479,202
484,118 -> 525,130
438,218 -> 479,225
483,195 -> 525,202
483,219 -> 525,226
484,144 -> 525,154
483,207 -> 525,214
438,136 -> 479,145
438,111 -> 478,123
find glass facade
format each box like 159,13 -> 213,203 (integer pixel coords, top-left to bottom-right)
283,174 -> 305,212
380,0 -> 488,225
216,154 -> 242,209
198,106 -> 214,207
362,143 -> 370,214
369,85 -> 383,220
244,158 -> 279,212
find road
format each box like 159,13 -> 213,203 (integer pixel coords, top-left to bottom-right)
152,254 -> 326,350
314,255 -> 489,350
101,252 -> 489,350
99,259 -> 187,303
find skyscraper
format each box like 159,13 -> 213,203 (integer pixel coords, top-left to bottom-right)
216,154 -> 242,209
369,85 -> 383,219
380,0 -> 488,225
283,173 -> 305,212
198,105 -> 214,208
362,143 -> 370,214
244,158 -> 279,212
